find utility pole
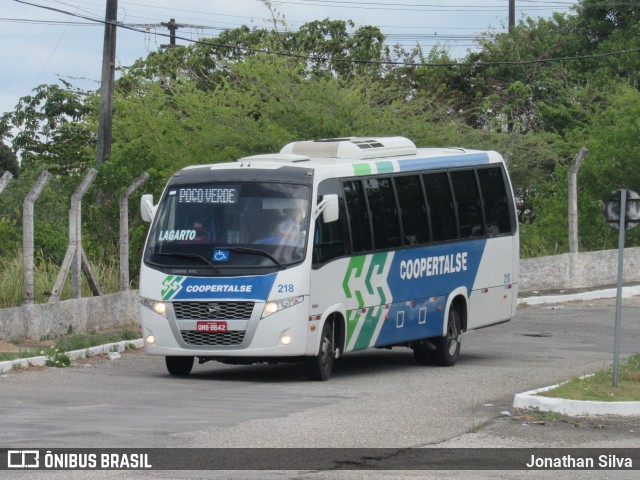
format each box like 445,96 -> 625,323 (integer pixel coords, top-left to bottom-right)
96,0 -> 118,167
509,0 -> 515,33
161,18 -> 178,48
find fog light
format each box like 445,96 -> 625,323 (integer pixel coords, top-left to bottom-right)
280,335 -> 291,345
146,335 -> 155,345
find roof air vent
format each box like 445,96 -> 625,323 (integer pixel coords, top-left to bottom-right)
280,136 -> 417,160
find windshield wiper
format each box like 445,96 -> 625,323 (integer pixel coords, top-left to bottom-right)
152,248 -> 285,269
223,247 -> 284,268
153,252 -> 221,270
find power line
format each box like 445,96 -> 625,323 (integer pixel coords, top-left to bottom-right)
0,17 -> 96,25
0,15 -> 494,48
12,0 -> 640,69
8,0 -> 573,41
269,0 -> 575,12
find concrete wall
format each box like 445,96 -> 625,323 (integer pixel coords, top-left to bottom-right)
1,247 -> 640,342
0,291 -> 139,343
519,247 -> 640,292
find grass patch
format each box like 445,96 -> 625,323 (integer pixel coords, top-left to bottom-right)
467,421 -> 487,434
0,351 -> 30,362
0,249 -> 121,308
540,354 -> 640,402
0,324 -> 141,363
54,325 -> 140,352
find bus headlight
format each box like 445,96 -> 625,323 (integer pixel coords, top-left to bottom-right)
262,296 -> 304,319
140,297 -> 167,318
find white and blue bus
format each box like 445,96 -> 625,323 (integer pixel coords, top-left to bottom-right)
139,137 -> 519,380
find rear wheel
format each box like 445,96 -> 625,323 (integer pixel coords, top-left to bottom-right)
306,321 -> 335,381
430,308 -> 462,366
165,356 -> 194,376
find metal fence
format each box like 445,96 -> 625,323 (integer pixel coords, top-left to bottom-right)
1,169 -> 148,305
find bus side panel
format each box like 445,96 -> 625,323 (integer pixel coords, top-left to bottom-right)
311,240 -> 488,352
310,254 -> 392,353
371,296 -> 447,349
467,236 -> 518,329
376,240 -> 486,347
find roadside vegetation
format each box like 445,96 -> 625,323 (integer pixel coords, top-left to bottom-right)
0,325 -> 141,363
541,355 -> 640,401
2,0 -> 640,308
0,250 -> 121,308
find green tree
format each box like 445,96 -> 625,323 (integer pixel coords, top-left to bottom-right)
0,143 -> 18,177
530,84 -> 640,255
0,82 -> 95,179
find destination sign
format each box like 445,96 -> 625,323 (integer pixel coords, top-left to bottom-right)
174,187 -> 238,204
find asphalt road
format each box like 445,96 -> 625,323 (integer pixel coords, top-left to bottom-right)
1,296 -> 639,479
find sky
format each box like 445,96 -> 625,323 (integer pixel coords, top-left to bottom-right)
1,0 -> 578,116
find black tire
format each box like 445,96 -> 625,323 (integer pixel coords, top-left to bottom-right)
413,344 -> 431,365
165,356 -> 194,376
306,321 -> 335,381
430,308 -> 462,367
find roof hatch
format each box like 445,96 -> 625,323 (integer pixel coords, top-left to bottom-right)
280,136 -> 417,160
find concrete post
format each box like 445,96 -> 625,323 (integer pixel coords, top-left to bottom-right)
568,147 -> 588,254
119,173 -> 149,290
70,169 -> 98,298
22,171 -> 51,304
49,169 -> 99,302
0,171 -> 13,195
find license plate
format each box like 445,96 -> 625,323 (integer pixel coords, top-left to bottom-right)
196,321 -> 227,332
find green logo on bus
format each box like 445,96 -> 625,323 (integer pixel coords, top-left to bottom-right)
161,275 -> 185,300
342,253 -> 393,351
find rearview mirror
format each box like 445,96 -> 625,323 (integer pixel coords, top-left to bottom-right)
140,194 -> 157,223
320,194 -> 339,223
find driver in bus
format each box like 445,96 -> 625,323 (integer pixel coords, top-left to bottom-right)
255,210 -> 305,247
187,219 -> 210,244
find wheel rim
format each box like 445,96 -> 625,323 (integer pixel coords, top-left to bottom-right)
320,331 -> 332,371
447,316 -> 460,356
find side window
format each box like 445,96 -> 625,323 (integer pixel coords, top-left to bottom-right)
477,166 -> 514,235
364,177 -> 401,249
423,172 -> 457,242
342,180 -> 372,253
394,175 -> 430,245
313,198 -> 348,266
450,169 -> 485,238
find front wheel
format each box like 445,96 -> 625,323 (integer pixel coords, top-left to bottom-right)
306,321 -> 335,381
430,308 -> 462,367
165,356 -> 194,376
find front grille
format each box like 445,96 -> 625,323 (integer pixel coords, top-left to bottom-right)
173,301 -> 255,320
181,330 -> 246,346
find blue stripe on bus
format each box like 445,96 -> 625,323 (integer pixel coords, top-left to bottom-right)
397,152 -> 491,172
170,273 -> 277,301
374,239 -> 487,347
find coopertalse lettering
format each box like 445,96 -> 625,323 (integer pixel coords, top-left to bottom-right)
185,284 -> 253,293
400,252 -> 468,280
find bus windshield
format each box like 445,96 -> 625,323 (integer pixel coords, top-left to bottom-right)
144,182 -> 311,272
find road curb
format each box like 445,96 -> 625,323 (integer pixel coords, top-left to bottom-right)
513,379 -> 640,416
0,338 -> 144,374
514,286 -> 640,416
518,285 -> 640,305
